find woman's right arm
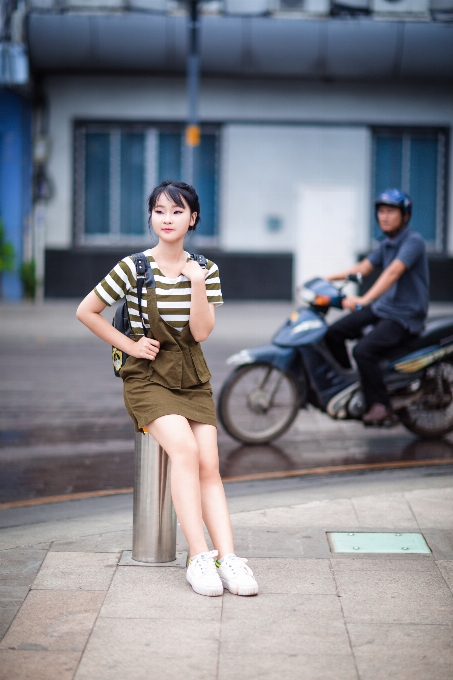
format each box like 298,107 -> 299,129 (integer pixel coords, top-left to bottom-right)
76,291 -> 160,361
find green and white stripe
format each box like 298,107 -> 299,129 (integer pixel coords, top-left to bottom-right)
94,249 -> 223,333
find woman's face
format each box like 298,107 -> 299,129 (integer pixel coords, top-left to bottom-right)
151,192 -> 196,243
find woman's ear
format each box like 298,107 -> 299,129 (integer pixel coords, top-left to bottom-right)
189,212 -> 197,228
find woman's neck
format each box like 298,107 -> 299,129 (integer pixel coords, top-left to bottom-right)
151,240 -> 187,278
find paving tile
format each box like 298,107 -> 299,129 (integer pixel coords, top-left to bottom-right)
218,652 -> 357,680
0,590 -> 105,652
0,547 -> 47,586
231,526 -> 330,558
50,535 -> 102,553
74,617 -> 219,680
405,487 -> 453,530
352,493 -> 419,530
332,558 -> 436,572
348,623 -> 453,680
51,531 -> 133,553
221,594 -> 349,655
232,526 -> 303,557
32,551 -> 119,591
0,511 -> 132,551
100,566 -> 222,620
0,650 -> 81,680
437,560 -> 453,593
332,560 -> 453,624
248,558 -> 336,594
423,530 -> 453,560
0,586 -> 30,639
230,498 -> 359,528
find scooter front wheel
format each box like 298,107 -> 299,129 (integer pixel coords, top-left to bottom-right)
218,363 -> 301,444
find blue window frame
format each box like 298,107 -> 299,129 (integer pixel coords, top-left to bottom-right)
372,129 -> 447,250
75,123 -> 220,244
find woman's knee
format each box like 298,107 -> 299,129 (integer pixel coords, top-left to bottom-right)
168,438 -> 200,466
199,457 -> 221,484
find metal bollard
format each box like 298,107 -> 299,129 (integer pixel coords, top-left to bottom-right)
132,431 -> 176,563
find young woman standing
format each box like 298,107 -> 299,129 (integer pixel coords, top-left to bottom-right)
76,181 -> 258,597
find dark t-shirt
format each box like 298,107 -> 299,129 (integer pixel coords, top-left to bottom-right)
367,227 -> 429,334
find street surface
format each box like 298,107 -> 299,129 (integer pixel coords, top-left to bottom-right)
1,301 -> 452,503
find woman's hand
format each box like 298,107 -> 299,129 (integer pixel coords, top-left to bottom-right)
128,337 -> 160,361
181,260 -> 208,283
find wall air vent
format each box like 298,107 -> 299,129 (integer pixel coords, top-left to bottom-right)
225,0 -> 270,13
331,0 -> 370,15
275,0 -> 330,15
372,0 -> 429,16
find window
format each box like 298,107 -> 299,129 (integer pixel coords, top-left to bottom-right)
74,123 -> 220,245
372,128 -> 448,251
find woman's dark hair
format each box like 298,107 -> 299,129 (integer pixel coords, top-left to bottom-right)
147,181 -> 201,232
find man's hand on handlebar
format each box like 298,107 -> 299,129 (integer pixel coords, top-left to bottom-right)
342,296 -> 365,312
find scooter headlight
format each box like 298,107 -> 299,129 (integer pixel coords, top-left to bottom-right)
301,287 -> 316,303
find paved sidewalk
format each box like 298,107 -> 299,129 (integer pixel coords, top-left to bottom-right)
0,467 -> 452,680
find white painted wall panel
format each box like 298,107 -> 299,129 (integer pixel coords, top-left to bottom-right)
220,125 -> 370,277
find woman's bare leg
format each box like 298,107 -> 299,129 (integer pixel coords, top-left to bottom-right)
189,421 -> 235,558
145,414 -> 208,557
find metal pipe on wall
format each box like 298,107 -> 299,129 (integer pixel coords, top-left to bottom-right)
132,431 -> 176,563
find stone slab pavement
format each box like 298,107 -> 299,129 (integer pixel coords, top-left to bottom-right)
0,466 -> 452,680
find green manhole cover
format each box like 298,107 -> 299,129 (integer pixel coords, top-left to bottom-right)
328,532 -> 431,554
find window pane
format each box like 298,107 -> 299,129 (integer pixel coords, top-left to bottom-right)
409,137 -> 438,244
195,134 -> 217,237
85,133 -> 110,235
120,133 -> 145,236
158,133 -> 182,182
373,135 -> 402,239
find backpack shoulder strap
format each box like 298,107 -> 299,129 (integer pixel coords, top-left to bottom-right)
188,253 -> 207,269
131,252 -> 155,337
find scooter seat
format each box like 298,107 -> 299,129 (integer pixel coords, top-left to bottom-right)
385,316 -> 453,363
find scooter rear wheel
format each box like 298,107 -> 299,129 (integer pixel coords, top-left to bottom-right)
399,361 -> 453,438
218,363 -> 301,444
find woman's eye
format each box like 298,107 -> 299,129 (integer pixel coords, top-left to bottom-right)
174,210 -> 182,214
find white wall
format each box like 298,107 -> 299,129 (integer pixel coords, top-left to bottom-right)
220,124 -> 370,288
43,75 -> 453,258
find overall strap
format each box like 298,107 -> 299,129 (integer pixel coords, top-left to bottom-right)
189,253 -> 207,269
132,253 -> 155,337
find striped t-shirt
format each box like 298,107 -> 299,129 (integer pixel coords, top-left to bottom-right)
94,249 -> 223,334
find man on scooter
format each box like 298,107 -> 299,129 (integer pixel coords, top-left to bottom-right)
325,189 -> 429,426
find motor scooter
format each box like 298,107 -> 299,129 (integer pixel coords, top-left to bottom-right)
218,276 -> 453,444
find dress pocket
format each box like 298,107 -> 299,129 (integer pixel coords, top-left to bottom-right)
189,345 -> 212,384
148,349 -> 183,389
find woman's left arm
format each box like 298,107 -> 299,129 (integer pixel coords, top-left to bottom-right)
181,261 -> 215,342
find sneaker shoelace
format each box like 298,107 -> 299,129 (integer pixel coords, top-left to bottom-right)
224,555 -> 254,577
192,550 -> 218,577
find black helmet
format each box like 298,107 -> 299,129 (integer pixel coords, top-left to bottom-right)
375,189 -> 412,219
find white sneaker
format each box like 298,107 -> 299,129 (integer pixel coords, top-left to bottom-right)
216,554 -> 259,596
186,550 -> 224,597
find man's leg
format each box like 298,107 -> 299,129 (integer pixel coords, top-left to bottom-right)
325,307 -> 378,369
352,318 -> 410,420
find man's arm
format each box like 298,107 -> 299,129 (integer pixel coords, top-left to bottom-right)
342,259 -> 406,311
326,258 -> 375,282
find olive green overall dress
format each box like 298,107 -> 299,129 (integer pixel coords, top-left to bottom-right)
120,282 -> 217,432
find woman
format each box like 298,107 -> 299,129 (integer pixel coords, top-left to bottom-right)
76,181 -> 258,597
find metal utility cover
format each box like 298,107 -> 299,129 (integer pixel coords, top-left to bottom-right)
328,532 -> 431,554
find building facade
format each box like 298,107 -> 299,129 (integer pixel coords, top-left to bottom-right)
8,2 -> 453,299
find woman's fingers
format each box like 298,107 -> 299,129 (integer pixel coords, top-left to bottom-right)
133,337 -> 160,360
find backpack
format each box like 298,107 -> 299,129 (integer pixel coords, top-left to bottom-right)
111,252 -> 207,377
